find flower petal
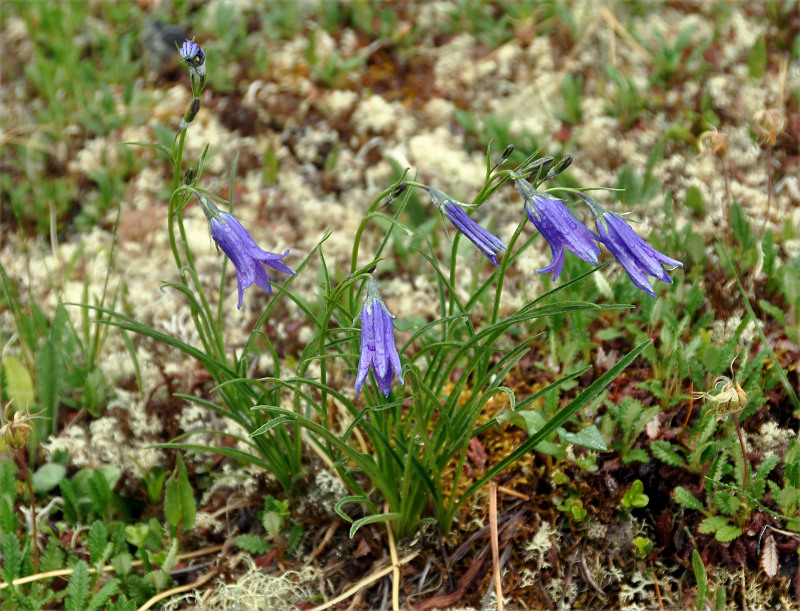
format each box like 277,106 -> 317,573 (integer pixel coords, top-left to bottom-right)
443,202 -> 507,265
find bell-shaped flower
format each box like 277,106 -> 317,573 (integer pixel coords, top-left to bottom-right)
595,212 -> 683,297
426,187 -> 507,266
355,276 -> 404,397
198,195 -> 295,309
179,39 -> 206,81
515,179 -> 600,279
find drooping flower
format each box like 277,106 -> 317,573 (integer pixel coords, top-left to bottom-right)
426,187 -> 507,266
197,195 -> 295,309
179,39 -> 206,80
355,276 -> 403,397
594,211 -> 683,297
515,179 -> 600,279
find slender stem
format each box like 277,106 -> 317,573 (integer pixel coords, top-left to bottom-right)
759,144 -> 773,237
734,415 -> 749,493
16,450 -> 38,572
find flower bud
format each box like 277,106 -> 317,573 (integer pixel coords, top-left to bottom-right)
751,108 -> 785,147
179,97 -> 201,130
0,405 -> 33,451
545,155 -> 573,180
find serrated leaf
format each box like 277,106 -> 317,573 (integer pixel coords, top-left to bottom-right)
747,477 -> 766,502
40,539 -> 66,572
125,573 -> 155,606
88,468 -> 112,517
692,549 -> 707,611
111,552 -> 133,576
755,453 -> 780,481
778,486 -> 800,514
234,534 -> 270,555
262,511 -> 282,538
287,523 -> 303,555
0,461 -> 15,504
144,568 -> 168,591
88,578 -> 120,611
760,532 -> 778,578
64,560 -> 90,611
715,525 -> 742,542
650,440 -> 685,467
60,479 -> 80,525
88,521 -> 108,566
698,516 -> 730,535
623,448 -> 650,464
674,486 -> 704,511
108,592 -> 137,611
713,491 -> 739,516
1,532 -> 23,582
0,494 -> 20,536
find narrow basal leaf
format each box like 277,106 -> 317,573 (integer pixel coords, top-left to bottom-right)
692,549 -> 707,611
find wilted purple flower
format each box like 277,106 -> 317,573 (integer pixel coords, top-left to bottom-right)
179,40 -> 206,80
355,276 -> 403,397
426,187 -> 507,266
595,212 -> 683,297
515,179 -> 600,279
198,195 -> 294,309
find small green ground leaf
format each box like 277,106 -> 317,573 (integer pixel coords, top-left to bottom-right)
88,521 -> 108,566
650,440 -> 685,467
88,578 -> 120,611
714,525 -> 742,542
164,453 -> 196,531
674,486 -> 704,511
0,461 -> 15,503
32,463 -> 66,495
698,516 -> 730,535
557,424 -> 608,451
0,532 -> 23,582
234,534 -> 270,555
64,560 -> 90,611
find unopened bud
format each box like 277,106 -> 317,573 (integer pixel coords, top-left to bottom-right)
501,144 -> 515,160
184,168 -> 196,185
391,180 -> 407,199
546,155 -> 573,180
179,98 -> 201,131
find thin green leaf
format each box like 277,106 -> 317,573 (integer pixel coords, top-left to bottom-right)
349,513 -> 403,538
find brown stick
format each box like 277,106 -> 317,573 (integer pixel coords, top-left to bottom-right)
489,483 -> 503,611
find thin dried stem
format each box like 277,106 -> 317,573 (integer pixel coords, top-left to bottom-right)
489,483 -> 503,611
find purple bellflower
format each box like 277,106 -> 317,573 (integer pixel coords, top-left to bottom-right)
577,193 -> 683,297
426,187 -> 507,266
596,212 -> 683,297
355,276 -> 403,397
515,179 -> 600,279
197,195 -> 295,309
179,40 -> 206,80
